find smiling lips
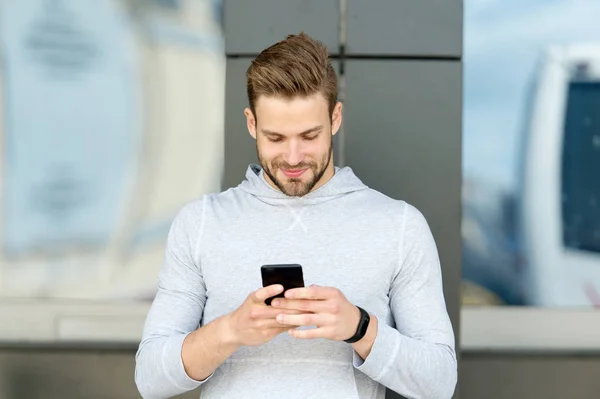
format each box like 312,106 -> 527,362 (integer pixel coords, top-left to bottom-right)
281,168 -> 307,178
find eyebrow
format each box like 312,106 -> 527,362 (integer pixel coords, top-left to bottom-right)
260,125 -> 323,136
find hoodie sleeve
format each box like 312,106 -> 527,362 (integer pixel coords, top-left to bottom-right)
353,203 -> 458,399
135,200 -> 212,399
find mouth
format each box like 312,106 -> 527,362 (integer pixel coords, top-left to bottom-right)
281,168 -> 308,178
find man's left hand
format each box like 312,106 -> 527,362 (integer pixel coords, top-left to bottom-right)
271,285 -> 361,341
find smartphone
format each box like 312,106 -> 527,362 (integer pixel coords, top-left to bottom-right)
261,264 -> 305,305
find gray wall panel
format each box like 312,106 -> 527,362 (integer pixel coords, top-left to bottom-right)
224,0 -> 340,55
223,58 -> 255,190
344,60 -> 462,399
346,0 -> 463,57
460,354 -> 600,399
0,349 -> 198,399
3,348 -> 598,399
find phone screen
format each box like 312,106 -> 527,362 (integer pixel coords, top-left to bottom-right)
261,264 -> 304,305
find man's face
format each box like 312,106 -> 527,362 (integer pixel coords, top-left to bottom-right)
245,93 -> 342,197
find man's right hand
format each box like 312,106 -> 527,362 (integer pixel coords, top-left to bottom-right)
224,284 -> 299,347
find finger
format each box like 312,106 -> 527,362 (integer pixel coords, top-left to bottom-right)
271,298 -> 331,313
288,326 -> 331,340
276,313 -> 333,327
260,327 -> 296,339
253,285 -> 284,303
258,319 -> 299,329
285,286 -> 339,300
281,309 -> 304,315
250,306 -> 302,320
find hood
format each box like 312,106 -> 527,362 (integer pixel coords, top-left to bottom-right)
237,164 -> 369,206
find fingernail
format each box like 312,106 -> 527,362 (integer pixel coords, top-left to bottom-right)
272,299 -> 280,307
277,314 -> 284,323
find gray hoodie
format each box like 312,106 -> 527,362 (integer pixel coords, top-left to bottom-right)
135,164 -> 457,399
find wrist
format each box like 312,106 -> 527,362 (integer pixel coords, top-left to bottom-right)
351,314 -> 378,359
362,313 -> 377,344
344,305 -> 370,344
218,314 -> 241,349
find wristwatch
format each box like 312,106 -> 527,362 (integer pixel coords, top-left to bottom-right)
344,306 -> 370,344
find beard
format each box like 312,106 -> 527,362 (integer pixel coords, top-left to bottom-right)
257,136 -> 333,197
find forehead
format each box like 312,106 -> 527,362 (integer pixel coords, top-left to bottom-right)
254,93 -> 329,132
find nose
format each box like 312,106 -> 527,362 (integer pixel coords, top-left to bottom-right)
283,140 -> 304,166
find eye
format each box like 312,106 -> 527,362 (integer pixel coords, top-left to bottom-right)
267,136 -> 283,143
304,134 -> 318,141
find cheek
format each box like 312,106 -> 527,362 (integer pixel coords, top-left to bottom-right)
257,141 -> 281,161
308,139 -> 330,158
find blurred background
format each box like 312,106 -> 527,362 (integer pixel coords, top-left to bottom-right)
0,0 -> 225,301
461,0 -> 600,308
0,0 -> 598,398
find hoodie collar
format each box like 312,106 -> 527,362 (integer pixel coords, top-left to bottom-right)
237,164 -> 368,205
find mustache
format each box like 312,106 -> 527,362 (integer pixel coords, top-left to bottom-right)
272,162 -> 315,169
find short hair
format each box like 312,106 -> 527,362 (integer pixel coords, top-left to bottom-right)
246,32 -> 338,120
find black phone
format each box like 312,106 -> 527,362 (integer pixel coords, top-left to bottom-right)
261,264 -> 305,305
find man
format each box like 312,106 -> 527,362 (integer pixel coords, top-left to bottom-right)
135,32 -> 457,399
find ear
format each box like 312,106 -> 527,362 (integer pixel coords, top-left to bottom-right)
331,101 -> 343,136
244,108 -> 257,139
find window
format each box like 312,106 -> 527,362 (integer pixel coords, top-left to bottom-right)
561,81 -> 600,254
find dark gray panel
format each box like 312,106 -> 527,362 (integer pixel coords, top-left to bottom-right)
224,0 -> 339,55
5,348 -> 600,399
223,58 -> 255,190
344,59 -> 462,399
0,349 -> 199,399
461,354 -> 600,399
345,0 -> 462,57
223,58 -> 342,190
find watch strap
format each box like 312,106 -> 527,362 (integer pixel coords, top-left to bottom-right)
344,306 -> 370,344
